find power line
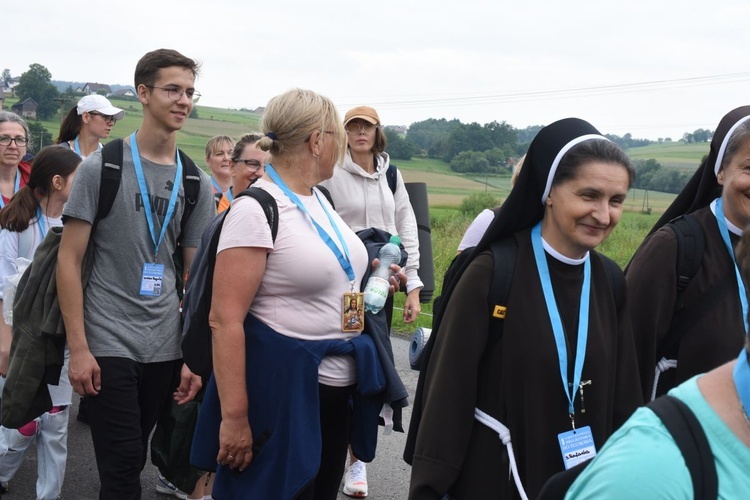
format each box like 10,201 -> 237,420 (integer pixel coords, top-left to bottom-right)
337,72 -> 750,110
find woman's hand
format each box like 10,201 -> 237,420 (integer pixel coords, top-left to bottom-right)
389,263 -> 408,294
370,258 -> 407,296
173,363 -> 202,404
217,415 -> 254,471
403,288 -> 422,323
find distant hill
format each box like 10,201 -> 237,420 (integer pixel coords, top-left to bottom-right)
626,141 -> 709,172
52,80 -> 134,93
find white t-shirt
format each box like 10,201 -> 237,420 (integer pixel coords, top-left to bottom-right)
217,178 -> 370,386
0,214 -> 73,406
457,208 -> 496,251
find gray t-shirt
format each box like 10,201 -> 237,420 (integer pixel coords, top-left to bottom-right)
63,145 -> 215,363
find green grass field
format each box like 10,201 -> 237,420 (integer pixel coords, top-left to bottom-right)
626,142 -> 708,171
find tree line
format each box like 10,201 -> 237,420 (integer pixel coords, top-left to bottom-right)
381,117 -> 715,195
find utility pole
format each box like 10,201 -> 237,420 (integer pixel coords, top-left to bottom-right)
54,96 -> 70,124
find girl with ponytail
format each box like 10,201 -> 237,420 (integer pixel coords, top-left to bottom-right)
0,145 -> 81,500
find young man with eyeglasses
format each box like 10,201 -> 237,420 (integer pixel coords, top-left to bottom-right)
57,49 -> 215,499
0,111 -> 32,209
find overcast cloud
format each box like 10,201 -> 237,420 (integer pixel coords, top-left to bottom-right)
5,0 -> 749,140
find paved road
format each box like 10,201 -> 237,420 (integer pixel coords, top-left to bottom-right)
7,335 -> 419,499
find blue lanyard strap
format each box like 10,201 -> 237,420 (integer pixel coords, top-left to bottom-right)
36,206 -> 47,238
0,171 -> 21,209
210,175 -> 223,195
129,132 -> 182,260
531,222 -> 591,418
713,198 -> 749,332
734,350 -> 750,423
266,164 -> 355,282
73,136 -> 101,157
226,188 -> 235,203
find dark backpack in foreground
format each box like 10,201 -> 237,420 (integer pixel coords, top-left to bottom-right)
537,395 -> 717,499
181,188 -> 278,380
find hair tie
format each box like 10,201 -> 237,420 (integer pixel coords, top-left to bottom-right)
26,181 -> 36,190
266,132 -> 277,141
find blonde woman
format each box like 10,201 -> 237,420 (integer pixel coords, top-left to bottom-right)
192,89 -> 404,500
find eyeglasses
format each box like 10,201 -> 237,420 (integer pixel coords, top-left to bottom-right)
145,85 -> 201,102
89,111 -> 117,125
234,159 -> 264,171
345,122 -> 377,134
0,135 -> 28,147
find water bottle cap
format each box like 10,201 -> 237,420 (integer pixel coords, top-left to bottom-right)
389,235 -> 401,245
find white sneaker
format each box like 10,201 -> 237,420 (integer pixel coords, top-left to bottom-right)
342,460 -> 368,498
156,473 -> 188,499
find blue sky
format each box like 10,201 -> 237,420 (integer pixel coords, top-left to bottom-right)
5,0 -> 750,140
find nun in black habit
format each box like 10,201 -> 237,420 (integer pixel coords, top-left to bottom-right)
626,106 -> 750,402
406,118 -> 643,500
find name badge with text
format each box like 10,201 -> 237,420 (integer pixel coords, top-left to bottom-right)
558,425 -> 597,470
140,263 -> 165,297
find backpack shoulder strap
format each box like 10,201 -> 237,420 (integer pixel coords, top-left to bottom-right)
98,139 -> 124,223
236,187 -> 278,242
386,163 -> 398,194
668,214 -> 705,292
648,395 -> 717,499
659,214 -> 727,358
314,184 -> 335,210
487,238 -> 517,329
178,150 -> 201,236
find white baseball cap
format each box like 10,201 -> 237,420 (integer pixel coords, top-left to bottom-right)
77,95 -> 125,120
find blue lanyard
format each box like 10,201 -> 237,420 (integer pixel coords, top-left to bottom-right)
210,176 -> 224,195
734,350 -> 750,423
36,206 -> 47,238
129,132 -> 182,260
0,171 -> 21,209
266,164 -> 355,282
531,222 -> 592,422
73,136 -> 101,157
713,198 -> 749,333
211,175 -> 234,202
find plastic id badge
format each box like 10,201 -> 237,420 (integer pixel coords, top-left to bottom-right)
140,263 -> 165,297
558,425 -> 597,470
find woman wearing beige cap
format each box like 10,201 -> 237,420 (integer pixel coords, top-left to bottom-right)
56,94 -> 124,158
320,105 -> 423,498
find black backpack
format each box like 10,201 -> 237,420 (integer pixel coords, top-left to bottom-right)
537,395 -> 718,499
655,214 -> 731,364
181,187 -> 278,380
100,139 -> 202,298
386,163 -> 398,194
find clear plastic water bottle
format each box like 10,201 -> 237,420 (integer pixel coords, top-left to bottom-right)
364,235 -> 402,313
